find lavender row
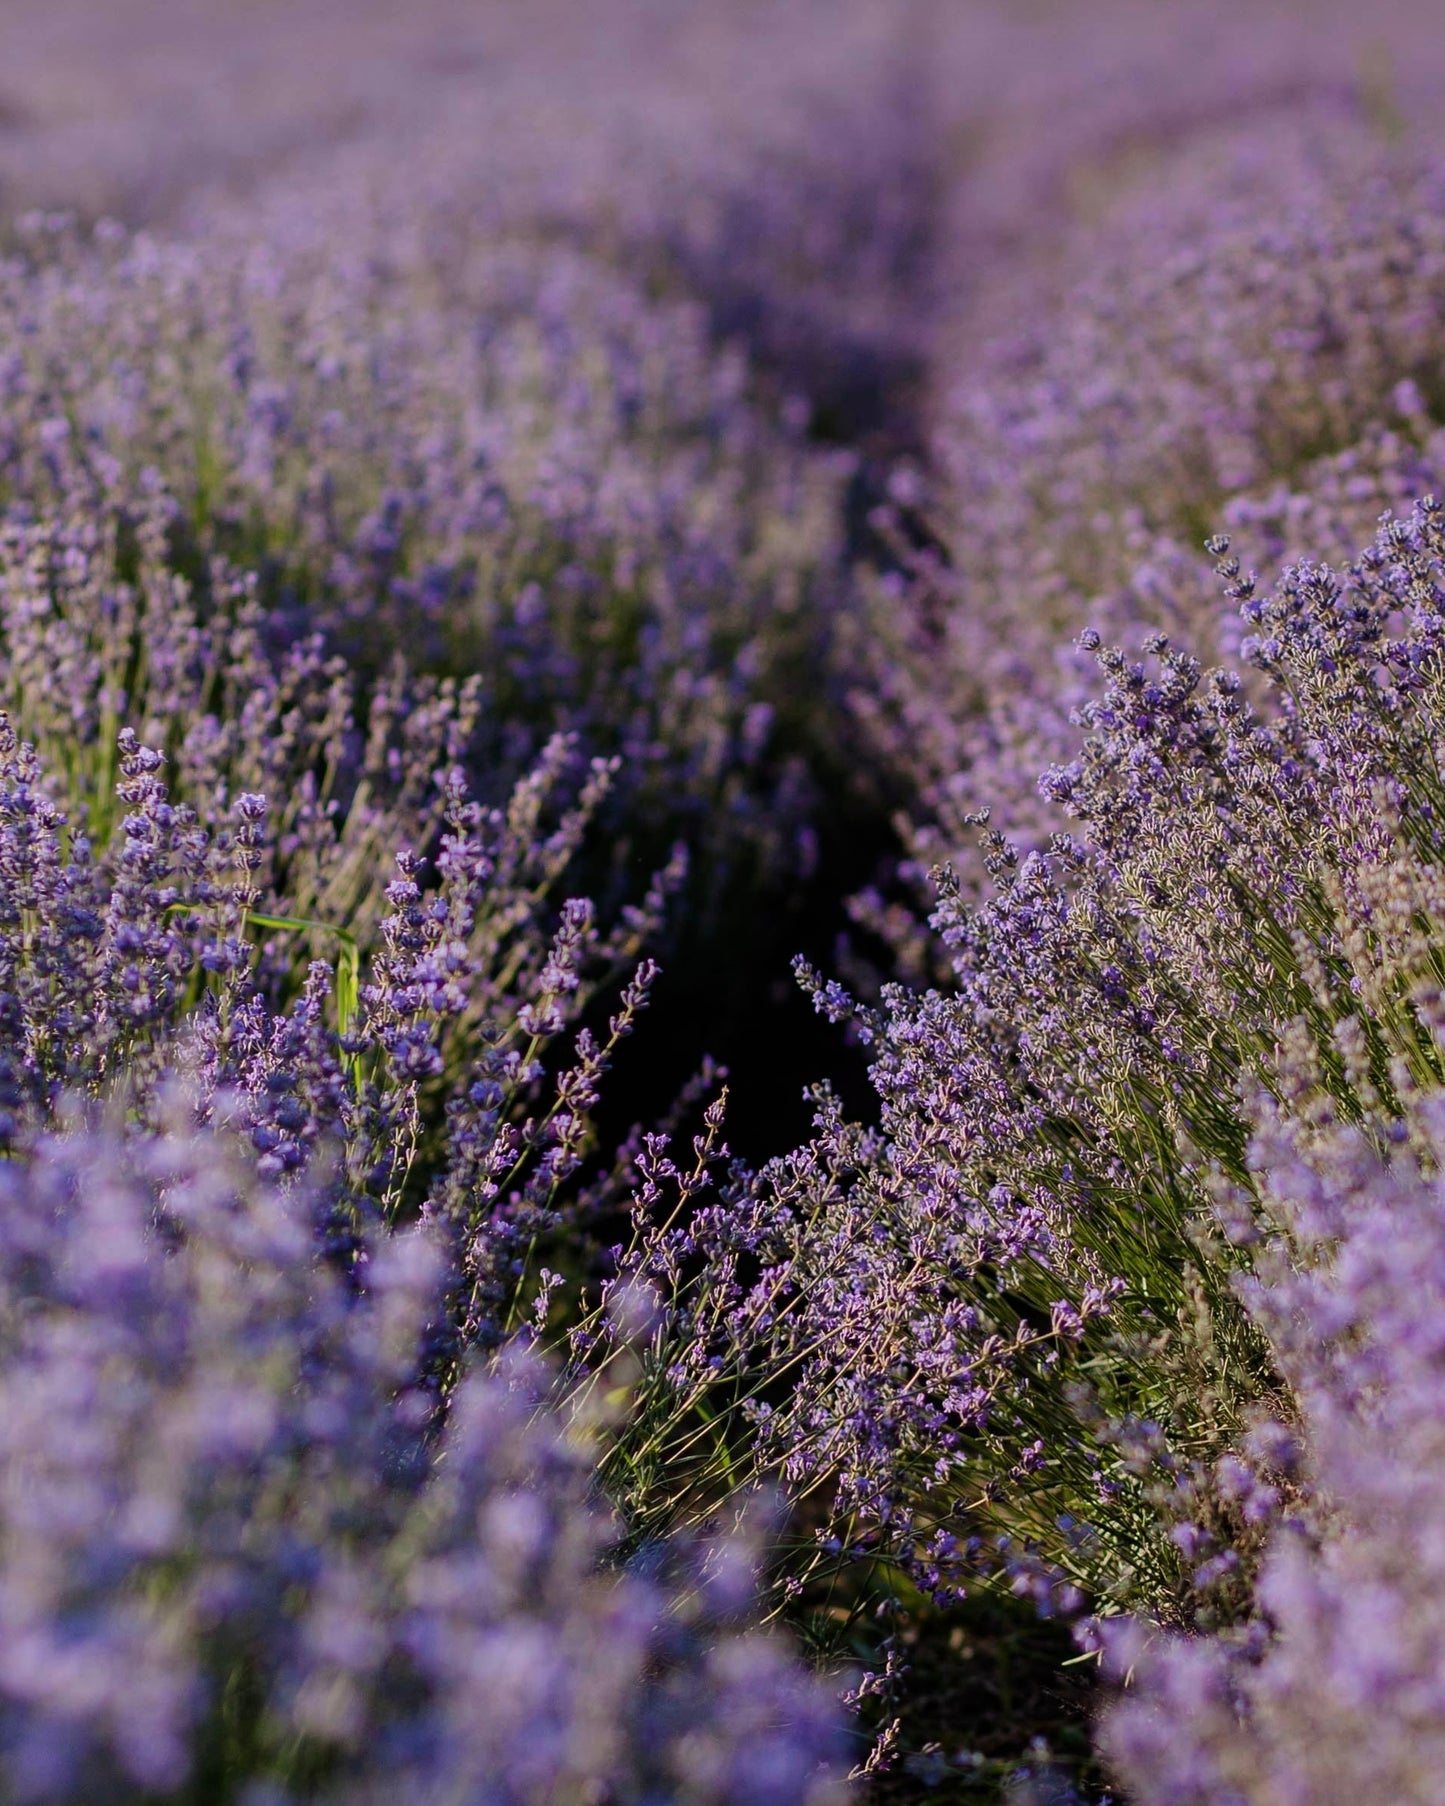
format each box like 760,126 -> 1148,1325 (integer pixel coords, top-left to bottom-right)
574,490 -> 1445,1798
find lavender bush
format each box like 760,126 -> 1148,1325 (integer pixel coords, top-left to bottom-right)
0,655 -> 681,1328
871,26 -> 1445,873
0,204 -> 851,905
591,496 -> 1445,1679
0,1102 -> 850,1805
1096,1081 -> 1445,1806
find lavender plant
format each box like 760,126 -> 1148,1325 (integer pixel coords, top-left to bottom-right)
877,64 -> 1445,868
0,184 -> 856,908
1096,1080 -> 1445,1806
0,1101 -> 851,1805
0,512 -> 677,1342
577,498 -> 1445,1676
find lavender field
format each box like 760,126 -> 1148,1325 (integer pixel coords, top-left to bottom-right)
8,3 -> 1445,1800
